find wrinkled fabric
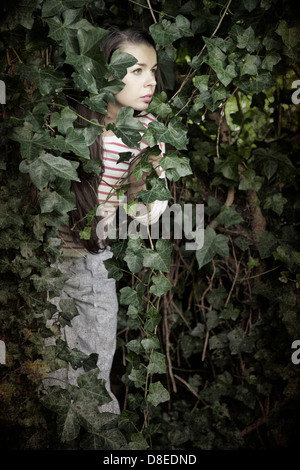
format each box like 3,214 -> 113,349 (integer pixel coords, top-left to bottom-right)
44,249 -> 120,414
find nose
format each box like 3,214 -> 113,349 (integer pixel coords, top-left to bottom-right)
144,71 -> 156,87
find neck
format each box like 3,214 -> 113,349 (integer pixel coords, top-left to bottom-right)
105,102 -> 119,125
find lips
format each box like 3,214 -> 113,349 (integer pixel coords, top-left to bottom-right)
141,94 -> 153,103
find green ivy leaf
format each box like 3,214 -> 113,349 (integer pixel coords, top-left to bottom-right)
149,273 -> 172,296
15,63 -> 67,96
107,50 -> 137,80
149,15 -> 193,47
263,193 -> 288,216
124,237 -> 144,274
215,205 -> 244,228
243,0 -> 259,12
107,107 -> 145,148
159,151 -> 192,182
196,227 -> 229,269
31,267 -> 70,296
141,333 -> 160,352
120,286 -> 143,310
258,231 -> 278,258
239,169 -> 264,191
138,177 -> 172,204
148,91 -> 173,119
276,20 -> 299,49
51,107 -> 77,134
144,307 -> 161,332
239,54 -> 259,76
9,125 -> 53,161
142,239 -> 173,272
147,351 -> 167,374
103,257 -> 123,281
147,382 -> 170,407
55,128 -> 91,159
143,117 -> 189,150
236,26 -> 260,53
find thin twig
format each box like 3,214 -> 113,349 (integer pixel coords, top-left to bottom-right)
128,0 -> 175,19
146,0 -> 157,23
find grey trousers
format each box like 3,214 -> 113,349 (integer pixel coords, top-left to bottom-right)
44,249 -> 120,414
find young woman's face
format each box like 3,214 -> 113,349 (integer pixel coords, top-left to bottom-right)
111,42 -> 157,114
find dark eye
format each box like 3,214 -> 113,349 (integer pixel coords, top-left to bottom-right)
133,68 -> 143,74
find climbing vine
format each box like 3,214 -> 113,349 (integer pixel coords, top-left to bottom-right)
0,0 -> 299,450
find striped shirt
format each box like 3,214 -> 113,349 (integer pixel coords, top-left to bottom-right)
59,113 -> 168,257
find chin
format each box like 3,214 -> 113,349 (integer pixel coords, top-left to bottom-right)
133,103 -> 149,112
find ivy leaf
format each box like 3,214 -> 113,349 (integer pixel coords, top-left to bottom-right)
236,26 -> 260,53
239,169 -> 264,191
20,152 -> 80,190
159,151 -> 192,182
40,152 -> 80,180
51,107 -> 77,134
46,10 -> 84,54
31,267 -> 70,296
15,63 -> 67,96
214,154 -> 241,181
65,27 -> 108,93
40,387 -> 80,442
149,15 -> 193,47
107,107 -> 145,148
80,428 -> 127,450
55,128 -> 91,159
119,286 -> 143,310
144,307 -> 161,332
138,177 -> 172,204
243,0 -> 259,12
149,274 -> 173,296
39,188 -> 76,215
142,239 -> 173,273
215,205 -> 244,228
141,333 -> 160,352
276,20 -> 299,49
263,193 -> 288,216
103,257 -> 123,281
239,54 -> 259,76
262,51 -> 281,71
107,50 -> 137,80
216,63 -> 238,87
124,237 -> 144,274
76,369 -> 113,407
147,382 -> 170,407
58,298 -> 79,327
258,231 -> 278,258
196,227 -> 229,269
143,117 -> 189,150
42,0 -> 95,18
9,125 -> 53,161
148,91 -> 173,119
220,304 -> 241,321
147,352 -> 167,374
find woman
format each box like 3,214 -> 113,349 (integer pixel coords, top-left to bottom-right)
44,27 -> 168,414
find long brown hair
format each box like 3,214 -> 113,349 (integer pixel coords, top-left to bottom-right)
69,26 -> 161,253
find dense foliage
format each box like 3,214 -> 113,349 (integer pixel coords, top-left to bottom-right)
0,0 -> 299,450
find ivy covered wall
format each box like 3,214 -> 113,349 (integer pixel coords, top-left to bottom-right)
0,0 -> 299,450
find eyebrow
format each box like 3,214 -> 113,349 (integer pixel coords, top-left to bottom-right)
134,62 -> 158,68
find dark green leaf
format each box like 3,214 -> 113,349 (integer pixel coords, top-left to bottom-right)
196,227 -> 229,269
142,239 -> 173,272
